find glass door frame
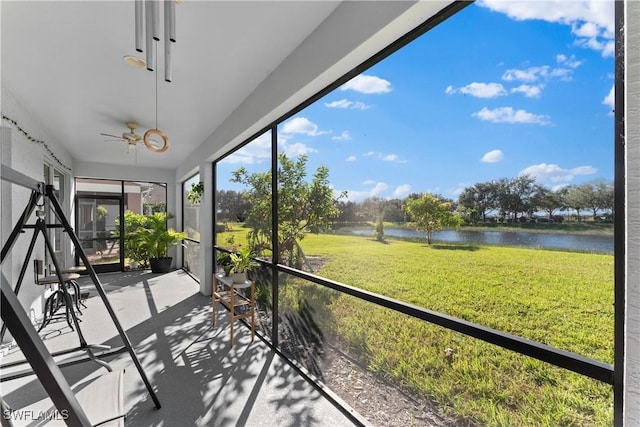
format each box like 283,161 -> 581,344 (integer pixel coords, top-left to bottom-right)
74,193 -> 124,273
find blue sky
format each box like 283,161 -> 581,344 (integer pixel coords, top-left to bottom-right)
220,1 -> 615,202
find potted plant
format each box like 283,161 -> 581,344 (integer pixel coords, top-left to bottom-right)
216,235 -> 239,276
217,251 -> 234,276
230,246 -> 257,283
134,212 -> 186,273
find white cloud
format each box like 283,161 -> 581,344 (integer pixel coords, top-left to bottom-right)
341,181 -> 390,202
511,84 -> 543,98
473,107 -> 551,125
276,131 -> 318,159
451,184 -> 468,197
502,66 -> 548,83
548,67 -> 574,81
382,154 -> 402,162
477,0 -> 614,57
556,54 -> 583,69
445,82 -> 507,98
340,74 -> 392,94
281,117 -> 328,136
324,98 -> 371,110
345,155 -> 357,162
393,184 -> 412,199
325,99 -> 351,109
370,182 -> 389,195
603,85 -> 615,114
502,65 -> 575,84
363,151 -> 406,163
520,163 -> 597,183
281,142 -> 317,157
221,151 -> 256,164
481,149 -> 504,163
332,131 -> 351,141
573,21 -> 600,38
352,102 -> 371,110
221,132 -> 271,164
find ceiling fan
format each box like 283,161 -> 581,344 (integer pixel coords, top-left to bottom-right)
100,122 -> 169,153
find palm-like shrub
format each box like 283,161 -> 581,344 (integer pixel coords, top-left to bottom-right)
135,212 -> 186,260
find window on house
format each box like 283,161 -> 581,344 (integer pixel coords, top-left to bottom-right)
43,163 -> 66,268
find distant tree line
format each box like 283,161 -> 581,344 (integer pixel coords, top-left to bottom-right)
334,176 -> 613,225
216,174 -> 613,227
456,175 -> 614,224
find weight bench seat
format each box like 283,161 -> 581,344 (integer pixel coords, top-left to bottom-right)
76,370 -> 125,426
14,370 -> 125,426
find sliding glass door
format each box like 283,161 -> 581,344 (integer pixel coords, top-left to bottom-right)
76,194 -> 123,273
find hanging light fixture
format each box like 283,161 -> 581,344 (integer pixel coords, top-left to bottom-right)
136,0 -> 176,81
135,0 -> 143,52
131,0 -> 172,152
126,140 -> 137,155
143,49 -> 170,153
163,0 -> 175,82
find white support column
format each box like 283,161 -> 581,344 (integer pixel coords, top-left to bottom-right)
625,0 -> 640,424
199,162 -> 213,296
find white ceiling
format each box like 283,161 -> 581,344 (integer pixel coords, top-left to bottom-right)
2,1 -> 457,172
2,1 -> 342,169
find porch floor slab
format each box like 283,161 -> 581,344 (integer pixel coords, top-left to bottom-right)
1,270 -> 358,426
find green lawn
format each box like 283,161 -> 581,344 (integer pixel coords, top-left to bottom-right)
219,225 -> 614,425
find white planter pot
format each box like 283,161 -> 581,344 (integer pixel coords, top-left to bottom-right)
232,271 -> 247,284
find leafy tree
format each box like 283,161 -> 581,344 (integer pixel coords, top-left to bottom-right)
565,185 -> 588,222
384,198 -> 406,223
336,200 -> 362,223
596,180 -> 615,213
537,187 -> 568,220
216,189 -> 251,222
580,180 -> 614,220
494,175 -> 541,221
404,193 -> 463,244
231,153 -> 345,267
360,197 -> 385,220
457,181 -> 500,223
560,181 -> 614,222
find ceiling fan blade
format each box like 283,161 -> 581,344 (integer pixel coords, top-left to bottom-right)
100,132 -> 124,139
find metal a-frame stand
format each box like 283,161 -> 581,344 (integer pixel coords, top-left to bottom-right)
0,165 -> 161,424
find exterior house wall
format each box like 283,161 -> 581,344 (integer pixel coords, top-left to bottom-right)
1,87 -> 74,337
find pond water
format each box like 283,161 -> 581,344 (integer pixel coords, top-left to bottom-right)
346,227 -> 614,254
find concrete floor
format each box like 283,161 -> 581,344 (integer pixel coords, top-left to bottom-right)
1,270 -> 360,426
